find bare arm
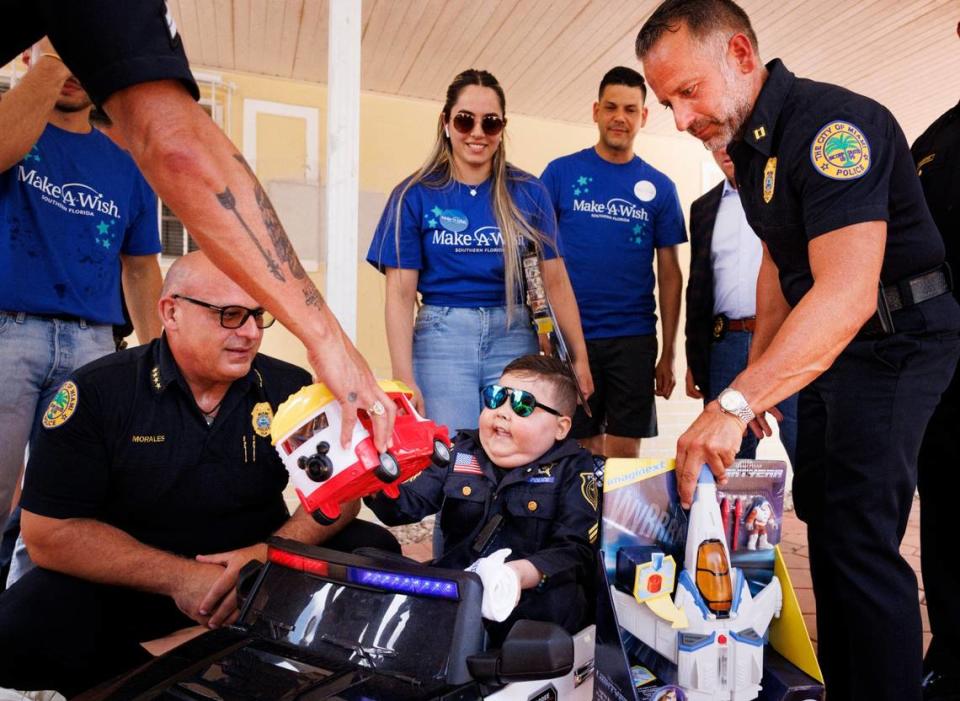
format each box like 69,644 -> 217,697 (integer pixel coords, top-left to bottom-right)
748,243 -> 791,364
674,222 -> 886,506
120,253 -> 163,344
21,509 -> 223,625
541,257 -> 594,398
102,81 -> 395,451
655,246 -> 683,399
733,222 -> 884,412
384,267 -> 424,412
0,42 -> 69,171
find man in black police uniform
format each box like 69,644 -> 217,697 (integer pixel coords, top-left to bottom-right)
912,20 -> 960,701
637,2 -> 960,699
0,251 -> 398,696
0,0 -> 396,452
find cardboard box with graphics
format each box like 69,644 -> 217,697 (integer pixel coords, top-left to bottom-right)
593,458 -> 823,701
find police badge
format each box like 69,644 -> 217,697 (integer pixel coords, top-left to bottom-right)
251,402 -> 273,437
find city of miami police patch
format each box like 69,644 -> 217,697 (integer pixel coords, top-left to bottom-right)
42,381 -> 79,429
810,121 -> 871,180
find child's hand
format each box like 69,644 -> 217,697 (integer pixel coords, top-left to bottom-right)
466,548 -> 520,622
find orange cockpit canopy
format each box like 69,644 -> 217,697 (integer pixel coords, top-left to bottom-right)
695,538 -> 733,617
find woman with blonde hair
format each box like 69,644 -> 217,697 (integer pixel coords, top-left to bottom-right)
367,69 -> 591,433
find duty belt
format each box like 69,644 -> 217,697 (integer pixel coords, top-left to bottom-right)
859,264 -> 953,337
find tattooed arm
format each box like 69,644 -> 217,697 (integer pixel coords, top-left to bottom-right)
101,81 -> 395,450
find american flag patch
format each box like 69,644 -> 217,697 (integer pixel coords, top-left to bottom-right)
453,453 -> 483,475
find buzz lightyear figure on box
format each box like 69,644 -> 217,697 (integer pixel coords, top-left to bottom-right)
744,497 -> 776,551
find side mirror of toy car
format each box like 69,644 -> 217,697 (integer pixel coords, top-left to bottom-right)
465,620 -> 573,684
236,558 -> 265,609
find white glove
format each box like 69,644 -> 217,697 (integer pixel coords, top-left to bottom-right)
466,548 -> 521,622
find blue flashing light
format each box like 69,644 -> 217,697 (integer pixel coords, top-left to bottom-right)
348,566 -> 460,601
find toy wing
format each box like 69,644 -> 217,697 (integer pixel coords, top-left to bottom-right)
610,587 -> 680,664
731,574 -> 783,640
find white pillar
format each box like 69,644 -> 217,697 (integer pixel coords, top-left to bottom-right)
324,0 -> 362,340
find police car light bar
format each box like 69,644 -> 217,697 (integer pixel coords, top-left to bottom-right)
348,566 -> 460,601
268,548 -> 330,577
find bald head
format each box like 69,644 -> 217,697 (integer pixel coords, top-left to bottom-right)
162,251 -> 232,299
159,252 -> 266,385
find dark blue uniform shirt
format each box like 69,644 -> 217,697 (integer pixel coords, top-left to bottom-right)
21,336 -> 311,557
367,430 -> 598,580
728,59 -> 946,308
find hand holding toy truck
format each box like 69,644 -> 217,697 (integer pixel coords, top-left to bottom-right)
272,380 -> 451,524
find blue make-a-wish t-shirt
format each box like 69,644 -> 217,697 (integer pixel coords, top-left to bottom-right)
541,148 -> 687,338
366,168 -> 560,307
0,124 -> 160,325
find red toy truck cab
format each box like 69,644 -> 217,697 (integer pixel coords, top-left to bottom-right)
272,381 -> 451,524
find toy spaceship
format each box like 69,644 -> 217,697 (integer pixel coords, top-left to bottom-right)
611,466 -> 782,701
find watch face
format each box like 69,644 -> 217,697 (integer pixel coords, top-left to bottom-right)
720,390 -> 741,411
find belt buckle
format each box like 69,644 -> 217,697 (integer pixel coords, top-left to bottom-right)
712,315 -> 727,341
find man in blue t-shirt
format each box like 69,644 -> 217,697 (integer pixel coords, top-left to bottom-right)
0,41 -> 162,567
541,66 -> 686,458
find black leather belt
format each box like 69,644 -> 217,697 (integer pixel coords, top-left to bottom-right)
859,264 -> 952,337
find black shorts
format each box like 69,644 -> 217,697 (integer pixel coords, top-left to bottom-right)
0,0 -> 198,107
571,334 -> 658,439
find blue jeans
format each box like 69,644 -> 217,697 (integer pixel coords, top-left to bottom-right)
413,305 -> 537,435
0,312 -> 115,512
706,329 -> 797,464
0,313 -> 114,584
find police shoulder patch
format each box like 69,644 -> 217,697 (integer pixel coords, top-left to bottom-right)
810,120 -> 871,180
580,472 -> 599,511
43,381 -> 79,429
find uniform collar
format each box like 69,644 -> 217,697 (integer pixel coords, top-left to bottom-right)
738,58 -> 796,157
149,334 -> 263,397
457,430 -> 584,483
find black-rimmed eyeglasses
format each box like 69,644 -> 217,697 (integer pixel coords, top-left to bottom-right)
173,294 -> 276,329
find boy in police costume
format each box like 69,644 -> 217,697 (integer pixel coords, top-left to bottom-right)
367,354 -> 599,644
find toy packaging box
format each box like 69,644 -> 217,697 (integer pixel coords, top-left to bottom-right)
592,458 -> 824,701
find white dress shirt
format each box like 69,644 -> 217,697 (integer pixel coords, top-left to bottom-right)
710,179 -> 762,318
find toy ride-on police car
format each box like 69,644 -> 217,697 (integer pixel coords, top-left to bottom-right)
272,381 -> 451,525
76,538 -> 596,700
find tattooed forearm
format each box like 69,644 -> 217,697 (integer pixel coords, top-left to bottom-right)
216,187 -> 285,282
233,153 -> 308,280
303,284 -> 325,310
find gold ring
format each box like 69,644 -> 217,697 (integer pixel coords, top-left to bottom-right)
369,400 -> 386,416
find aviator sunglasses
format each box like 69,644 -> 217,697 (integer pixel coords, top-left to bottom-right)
450,111 -> 506,137
481,384 -> 562,418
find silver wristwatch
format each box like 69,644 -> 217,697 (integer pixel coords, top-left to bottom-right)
717,388 -> 756,424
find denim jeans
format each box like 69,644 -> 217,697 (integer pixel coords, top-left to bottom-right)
706,329 -> 798,464
0,313 -> 114,584
413,305 -> 537,435
0,312 -> 115,511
